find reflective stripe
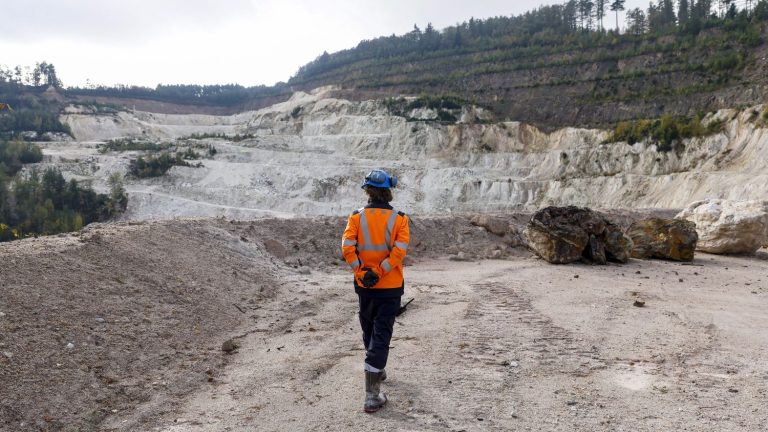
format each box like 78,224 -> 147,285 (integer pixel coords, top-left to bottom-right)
358,210 -> 373,247
381,259 -> 392,273
394,241 -> 409,250
348,258 -> 361,269
342,239 -> 357,246
364,362 -> 381,373
358,244 -> 390,252
384,208 -> 397,250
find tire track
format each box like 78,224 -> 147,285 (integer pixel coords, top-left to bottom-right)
462,281 -> 606,377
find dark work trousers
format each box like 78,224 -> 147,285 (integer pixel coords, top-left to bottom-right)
358,294 -> 401,370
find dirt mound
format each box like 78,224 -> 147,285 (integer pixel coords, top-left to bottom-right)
0,220 -> 279,431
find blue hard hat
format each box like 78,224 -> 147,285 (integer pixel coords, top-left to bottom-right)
362,169 -> 397,189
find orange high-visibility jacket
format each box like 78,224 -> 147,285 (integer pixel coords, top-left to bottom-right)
342,204 -> 410,293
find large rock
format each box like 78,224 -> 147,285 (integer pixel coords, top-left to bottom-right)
470,215 -> 510,236
604,224 -> 634,263
676,199 -> 768,254
627,218 -> 698,261
523,206 -> 633,264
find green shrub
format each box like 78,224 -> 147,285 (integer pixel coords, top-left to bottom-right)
706,118 -> 725,134
0,109 -> 71,137
0,139 -> 43,176
128,151 -> 202,178
0,164 -> 124,242
183,132 -> 255,142
607,114 -> 718,151
99,138 -> 169,153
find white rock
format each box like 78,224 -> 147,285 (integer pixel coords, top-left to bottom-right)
66,342 -> 75,349
677,199 -> 768,254
55,95 -> 768,219
0,312 -> 5,318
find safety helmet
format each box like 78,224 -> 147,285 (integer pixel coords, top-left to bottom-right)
361,169 -> 397,189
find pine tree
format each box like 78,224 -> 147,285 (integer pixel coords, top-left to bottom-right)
610,0 -> 627,31
679,0 -> 690,24
596,0 -> 606,30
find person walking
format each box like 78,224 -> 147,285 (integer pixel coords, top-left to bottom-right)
341,169 -> 410,413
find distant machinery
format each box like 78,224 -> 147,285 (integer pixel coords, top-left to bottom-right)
0,103 -> 13,112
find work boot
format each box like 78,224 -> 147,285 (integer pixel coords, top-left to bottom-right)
364,371 -> 387,413
380,368 -> 387,382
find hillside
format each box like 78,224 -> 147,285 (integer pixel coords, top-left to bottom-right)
288,3 -> 768,130
3,4 -> 768,131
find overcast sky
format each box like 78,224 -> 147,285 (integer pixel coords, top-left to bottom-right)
1,0 -> 648,88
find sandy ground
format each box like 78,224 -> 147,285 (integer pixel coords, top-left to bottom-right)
2,217 -> 767,431
147,254 -> 768,432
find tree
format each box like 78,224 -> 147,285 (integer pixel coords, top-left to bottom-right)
678,0 -> 690,25
579,0 -> 595,30
43,63 -> 61,87
626,7 -> 648,34
719,0 -> 733,17
596,0 -> 607,30
32,63 -> 43,87
610,0 -> 627,31
107,172 -> 127,215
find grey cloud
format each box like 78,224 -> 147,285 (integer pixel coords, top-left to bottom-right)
1,0 -> 253,43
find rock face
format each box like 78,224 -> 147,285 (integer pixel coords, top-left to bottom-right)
55,89 -> 768,220
523,206 -> 633,264
627,218 -> 698,261
676,199 -> 768,254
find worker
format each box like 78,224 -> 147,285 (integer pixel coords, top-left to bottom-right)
341,169 -> 410,413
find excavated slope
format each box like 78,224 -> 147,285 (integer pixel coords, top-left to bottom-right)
56,88 -> 768,219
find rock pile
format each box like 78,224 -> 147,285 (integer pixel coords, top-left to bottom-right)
626,218 -> 698,261
523,206 -> 632,264
676,199 -> 768,255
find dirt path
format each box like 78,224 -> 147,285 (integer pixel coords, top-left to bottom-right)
138,254 -> 768,432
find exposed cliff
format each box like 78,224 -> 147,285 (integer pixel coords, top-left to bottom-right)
51,89 -> 768,219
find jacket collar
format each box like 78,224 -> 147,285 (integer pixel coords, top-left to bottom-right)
365,201 -> 393,210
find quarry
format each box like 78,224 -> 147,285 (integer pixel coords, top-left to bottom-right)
50,87 -> 768,219
1,85 -> 767,431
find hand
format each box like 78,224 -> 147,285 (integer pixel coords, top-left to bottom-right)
360,267 -> 380,288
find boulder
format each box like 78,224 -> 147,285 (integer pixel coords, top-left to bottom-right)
676,199 -> 768,255
470,215 -> 510,236
263,238 -> 288,259
604,224 -> 634,263
627,218 -> 698,261
523,206 -> 633,264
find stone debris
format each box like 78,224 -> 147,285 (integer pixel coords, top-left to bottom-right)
677,199 -> 768,255
221,339 -> 240,354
